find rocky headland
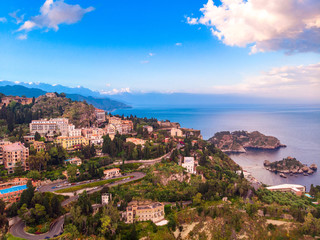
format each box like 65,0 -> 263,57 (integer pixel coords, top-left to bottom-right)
208,130 -> 286,153
264,157 -> 317,177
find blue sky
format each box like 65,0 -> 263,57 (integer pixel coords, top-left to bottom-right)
0,0 -> 319,100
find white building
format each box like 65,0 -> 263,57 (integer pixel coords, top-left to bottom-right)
182,157 -> 196,174
68,124 -> 81,137
30,118 -> 69,136
266,184 -> 306,196
102,193 -> 112,205
104,168 -> 121,178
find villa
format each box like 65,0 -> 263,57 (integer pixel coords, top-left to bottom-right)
64,157 -> 82,166
182,157 -> 197,174
125,201 -> 165,223
104,168 -> 121,178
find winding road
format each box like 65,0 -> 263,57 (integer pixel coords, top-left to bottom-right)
10,148 -> 175,239
10,172 -> 146,240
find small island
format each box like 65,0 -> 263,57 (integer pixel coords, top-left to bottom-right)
208,130 -> 286,153
264,157 -> 318,177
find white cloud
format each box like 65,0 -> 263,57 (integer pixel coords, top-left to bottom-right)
17,34 -> 27,40
211,62 -> 320,100
175,42 -> 182,46
17,0 -> 94,33
140,60 -> 149,64
9,11 -> 24,24
105,83 -> 111,87
149,53 -> 155,57
0,17 -> 7,23
188,0 -> 320,54
100,88 -> 131,95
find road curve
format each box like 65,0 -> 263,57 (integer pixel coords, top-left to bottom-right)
10,215 -> 65,240
10,172 -> 146,240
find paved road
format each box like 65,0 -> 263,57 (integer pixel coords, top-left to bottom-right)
38,172 -> 146,193
113,148 -> 175,165
10,215 -> 65,240
10,172 -> 146,240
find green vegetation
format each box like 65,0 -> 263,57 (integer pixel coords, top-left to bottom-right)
209,130 -> 284,152
102,133 -> 169,160
5,233 -> 26,240
5,180 -> 66,232
267,157 -> 304,171
55,176 -> 128,193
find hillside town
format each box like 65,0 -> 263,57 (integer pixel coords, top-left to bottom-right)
0,93 -> 319,239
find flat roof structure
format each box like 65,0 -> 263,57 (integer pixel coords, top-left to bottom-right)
266,184 -> 305,191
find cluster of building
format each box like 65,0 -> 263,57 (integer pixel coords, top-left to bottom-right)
170,127 -> 202,139
1,96 -> 33,106
26,115 -> 134,150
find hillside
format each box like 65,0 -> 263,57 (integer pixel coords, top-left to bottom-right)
67,94 -> 129,111
209,130 -> 286,153
32,95 -> 96,128
0,85 -> 129,111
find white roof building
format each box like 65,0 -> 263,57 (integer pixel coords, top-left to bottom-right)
182,157 -> 196,174
266,184 -> 306,196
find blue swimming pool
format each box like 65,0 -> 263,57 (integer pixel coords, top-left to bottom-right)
305,193 -> 313,198
0,185 -> 27,195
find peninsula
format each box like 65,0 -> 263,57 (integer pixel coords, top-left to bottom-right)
264,157 -> 317,177
208,130 -> 286,153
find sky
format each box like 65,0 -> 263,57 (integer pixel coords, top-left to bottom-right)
0,0 -> 319,101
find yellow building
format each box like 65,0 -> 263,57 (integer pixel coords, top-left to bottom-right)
126,201 -> 165,223
55,136 -> 89,149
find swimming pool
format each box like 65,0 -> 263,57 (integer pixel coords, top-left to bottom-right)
0,185 -> 27,195
305,193 -> 313,198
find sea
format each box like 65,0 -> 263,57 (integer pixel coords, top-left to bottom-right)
113,104 -> 320,189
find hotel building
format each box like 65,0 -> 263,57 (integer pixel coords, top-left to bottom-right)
125,201 -> 165,223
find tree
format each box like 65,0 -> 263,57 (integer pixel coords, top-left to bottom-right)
19,180 -> 35,208
34,131 -> 41,141
14,161 -> 24,176
64,224 -> 79,238
27,170 -> 42,180
77,191 -> 92,215
0,199 -> 8,235
67,164 -> 77,180
28,151 -> 50,171
192,193 -> 202,206
18,126 -> 24,141
100,215 -> 111,235
51,195 -> 62,217
7,111 -> 14,132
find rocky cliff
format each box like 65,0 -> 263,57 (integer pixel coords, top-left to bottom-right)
208,130 -> 286,153
264,157 -> 317,176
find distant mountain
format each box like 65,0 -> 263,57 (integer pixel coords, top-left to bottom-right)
0,85 -> 46,97
108,92 -> 290,107
0,85 -> 130,111
0,80 -> 102,97
66,94 -> 129,111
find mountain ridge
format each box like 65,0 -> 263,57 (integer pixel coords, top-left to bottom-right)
0,85 -> 129,111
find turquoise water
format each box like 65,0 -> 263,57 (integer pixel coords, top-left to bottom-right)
114,104 -> 320,189
0,184 -> 27,194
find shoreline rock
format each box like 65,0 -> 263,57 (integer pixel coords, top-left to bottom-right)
264,156 -> 317,177
209,130 -> 286,154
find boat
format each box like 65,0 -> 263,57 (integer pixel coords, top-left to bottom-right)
280,173 -> 287,178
